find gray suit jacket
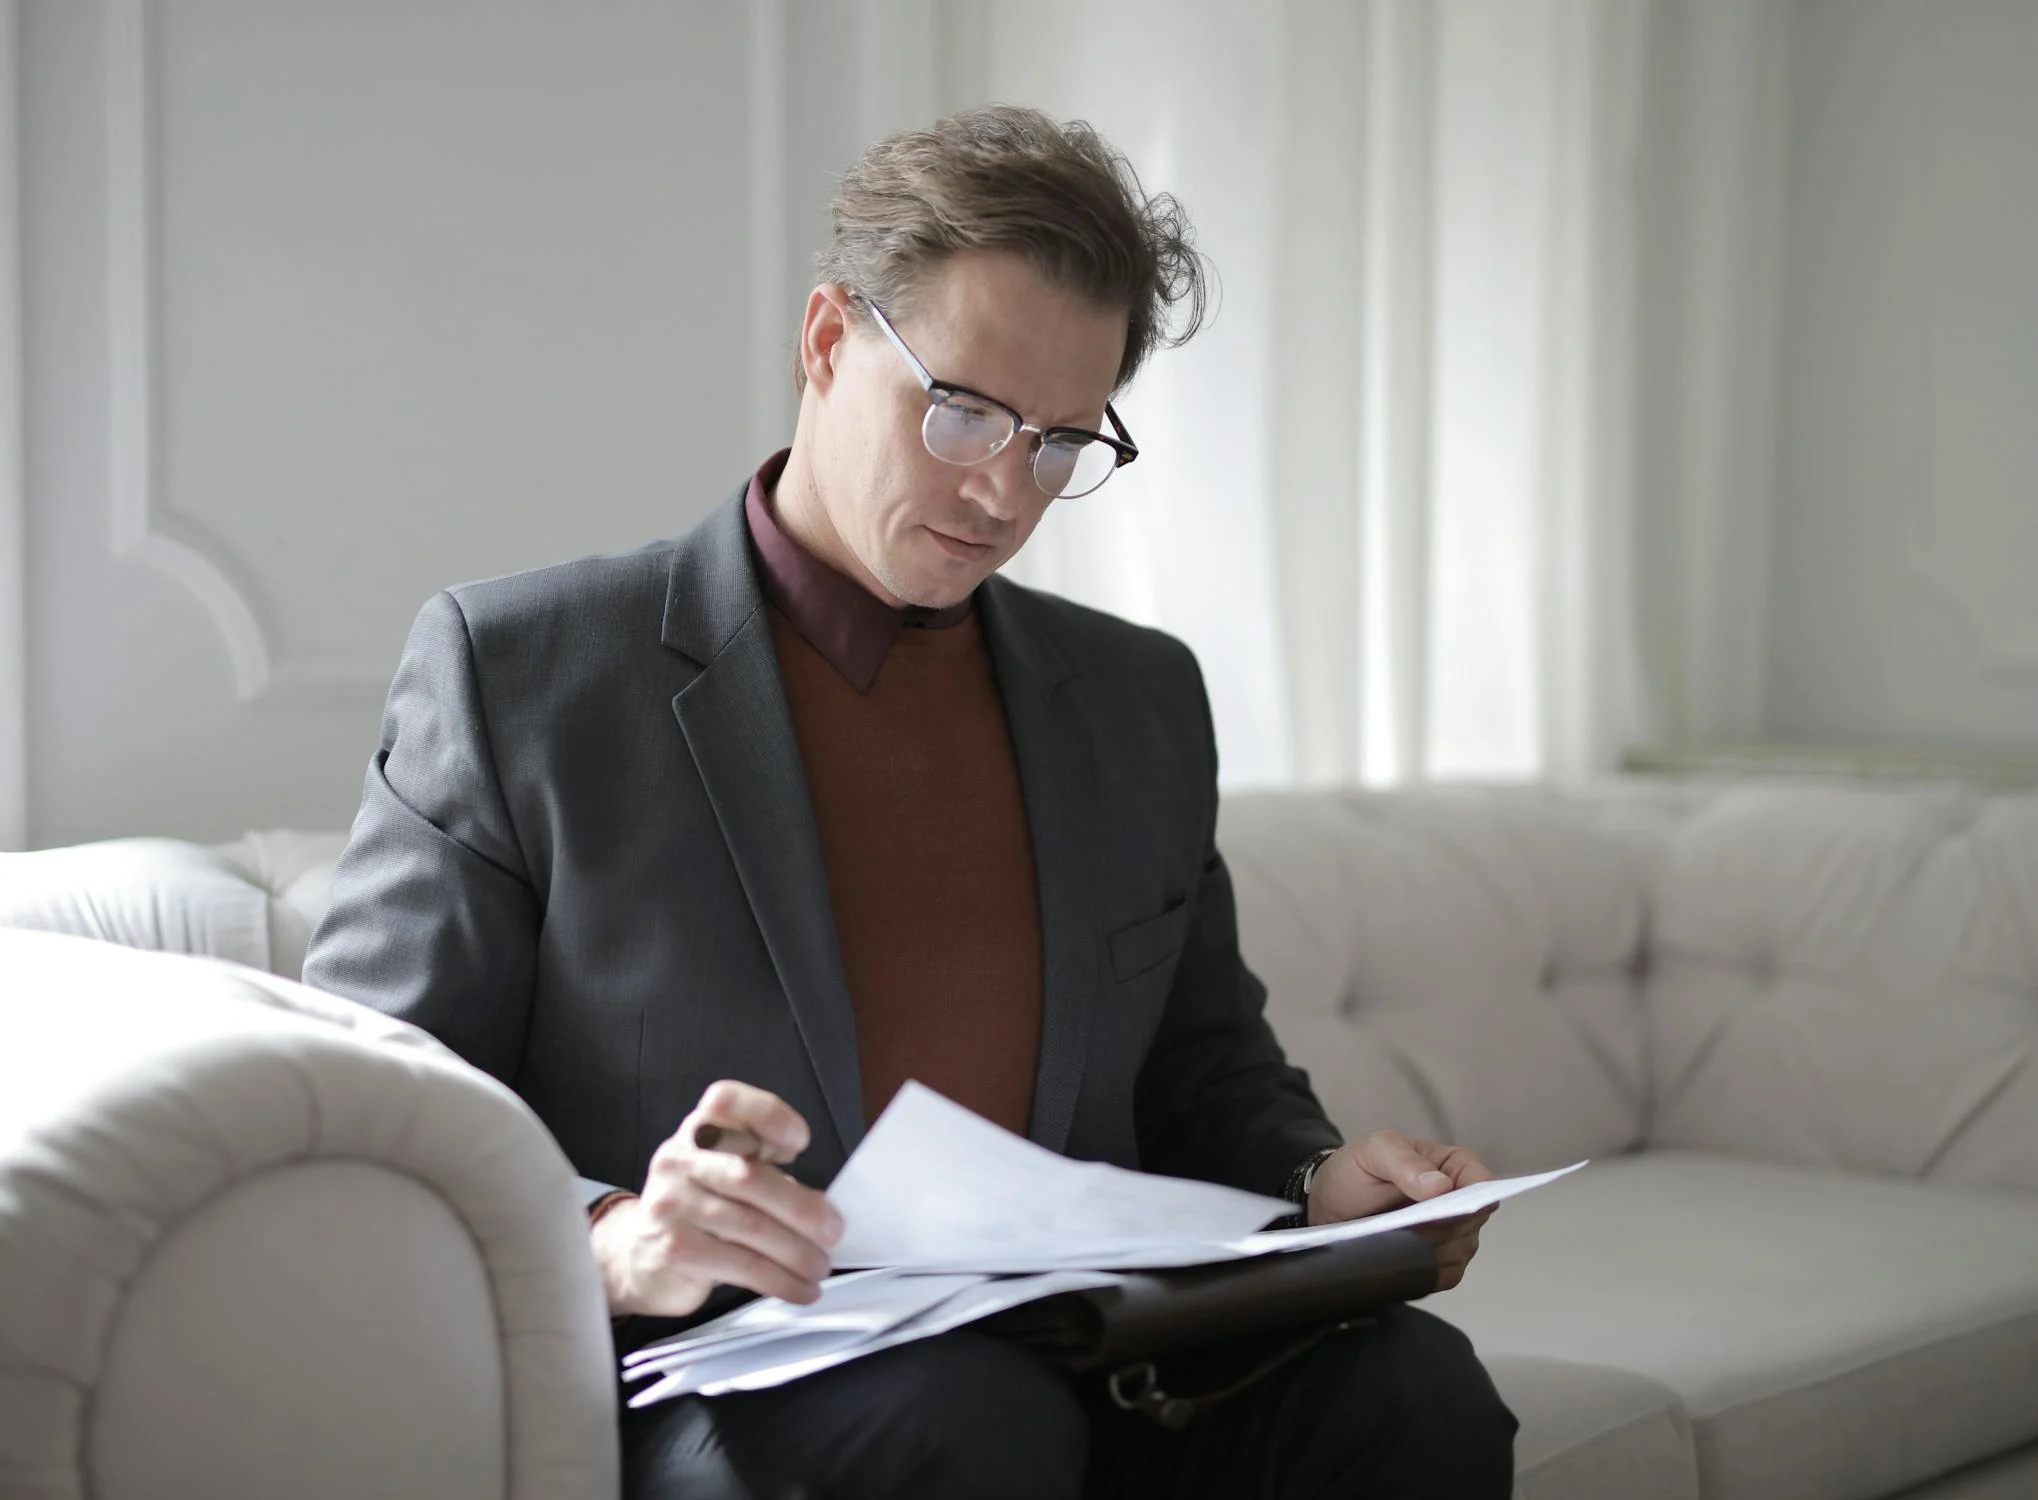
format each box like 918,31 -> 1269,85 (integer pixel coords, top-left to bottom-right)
304,486 -> 1338,1221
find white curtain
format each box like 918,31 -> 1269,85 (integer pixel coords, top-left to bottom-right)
951,0 -> 1301,785
0,0 -> 23,848
917,0 -> 1782,787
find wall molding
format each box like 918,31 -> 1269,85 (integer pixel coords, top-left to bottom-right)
1,0 -> 27,846
1355,0 -> 1438,784
1901,15 -> 2038,685
1905,522 -> 2038,678
747,0 -> 791,460
105,0 -> 386,703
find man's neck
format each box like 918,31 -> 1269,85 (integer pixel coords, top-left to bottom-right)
770,446 -> 902,610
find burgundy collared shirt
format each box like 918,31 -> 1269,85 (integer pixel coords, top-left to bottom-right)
743,450 -> 972,694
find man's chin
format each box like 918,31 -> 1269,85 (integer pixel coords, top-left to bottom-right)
874,541 -> 996,609
897,578 -> 979,611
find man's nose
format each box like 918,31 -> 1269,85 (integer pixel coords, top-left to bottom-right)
959,438 -> 1036,522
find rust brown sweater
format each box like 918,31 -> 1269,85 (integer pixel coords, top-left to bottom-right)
767,603 -> 1044,1134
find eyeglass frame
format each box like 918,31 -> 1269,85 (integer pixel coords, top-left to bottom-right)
853,293 -> 1139,498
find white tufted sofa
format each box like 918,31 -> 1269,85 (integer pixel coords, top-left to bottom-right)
0,835 -> 619,1500
3,783 -> 2036,1499
1224,782 -> 2038,1500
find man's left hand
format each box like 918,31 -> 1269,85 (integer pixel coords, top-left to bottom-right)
1306,1132 -> 1496,1293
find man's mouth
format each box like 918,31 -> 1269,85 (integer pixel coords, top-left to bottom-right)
926,527 -> 997,561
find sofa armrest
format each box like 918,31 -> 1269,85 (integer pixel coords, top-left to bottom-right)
0,929 -> 617,1500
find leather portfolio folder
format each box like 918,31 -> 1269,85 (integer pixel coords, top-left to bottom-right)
980,1227 -> 1439,1373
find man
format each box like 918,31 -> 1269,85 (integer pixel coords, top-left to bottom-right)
305,105 -> 1515,1498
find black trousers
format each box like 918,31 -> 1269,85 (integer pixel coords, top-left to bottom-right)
618,1303 -> 1517,1499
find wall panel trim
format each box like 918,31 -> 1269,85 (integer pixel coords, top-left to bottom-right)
105,0 -> 385,704
1906,529 -> 2038,678
1,0 -> 26,845
748,0 -> 791,460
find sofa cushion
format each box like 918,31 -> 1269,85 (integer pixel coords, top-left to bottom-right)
1220,788 -> 1662,1175
1886,1442 -> 2038,1499
210,830 -> 349,979
0,928 -> 617,1499
1428,1151 -> 2038,1500
0,839 -> 276,971
1644,787 -> 2038,1195
0,831 -> 348,980
1221,782 -> 2038,1195
1483,1354 -> 1698,1500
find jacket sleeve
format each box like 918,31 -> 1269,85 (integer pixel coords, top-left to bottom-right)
1131,655 -> 1342,1200
302,590 -> 621,1210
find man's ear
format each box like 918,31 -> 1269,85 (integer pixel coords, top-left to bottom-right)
799,285 -> 856,397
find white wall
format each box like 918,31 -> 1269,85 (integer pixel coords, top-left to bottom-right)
11,0 -> 2036,850
2,1 -> 26,849
1762,0 -> 2038,746
14,0 -> 856,846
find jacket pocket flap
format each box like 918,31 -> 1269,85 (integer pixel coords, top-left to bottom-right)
1108,899 -> 1191,983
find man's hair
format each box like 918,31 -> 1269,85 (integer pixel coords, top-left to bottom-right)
799,104 -> 1210,395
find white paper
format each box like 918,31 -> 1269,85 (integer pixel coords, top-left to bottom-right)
615,1082 -> 1592,1411
625,1268 -> 1125,1407
623,1269 -> 984,1370
826,1080 -> 1295,1270
627,1328 -> 883,1407
859,1240 -> 1251,1275
1228,1161 -> 1589,1256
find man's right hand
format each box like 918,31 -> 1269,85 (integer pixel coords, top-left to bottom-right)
590,1080 -> 844,1319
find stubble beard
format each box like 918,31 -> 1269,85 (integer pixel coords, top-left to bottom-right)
868,542 -> 971,611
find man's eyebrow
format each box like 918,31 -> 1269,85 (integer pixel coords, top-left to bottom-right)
954,377 -> 1102,433
1030,394 -> 1109,431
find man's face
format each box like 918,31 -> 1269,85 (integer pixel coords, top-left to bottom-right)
800,251 -> 1128,610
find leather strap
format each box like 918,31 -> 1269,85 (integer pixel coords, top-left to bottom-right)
1103,1315 -> 1379,1429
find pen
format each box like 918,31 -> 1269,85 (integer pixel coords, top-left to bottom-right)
693,1122 -> 765,1159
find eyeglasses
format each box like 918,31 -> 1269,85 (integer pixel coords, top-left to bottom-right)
856,295 -> 1139,500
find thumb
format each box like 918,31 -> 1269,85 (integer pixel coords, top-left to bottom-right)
1368,1135 -> 1455,1199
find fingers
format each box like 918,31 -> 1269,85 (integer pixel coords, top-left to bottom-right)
683,1079 -> 814,1166
591,1194 -> 820,1319
1435,1227 -> 1481,1292
1356,1131 -> 1458,1200
1355,1131 -> 1498,1202
617,1083 -> 846,1313
625,1157 -> 838,1311
661,1197 -> 832,1303
685,1146 -> 845,1253
1431,1142 -> 1496,1188
1414,1207 -> 1493,1293
633,1213 -> 828,1310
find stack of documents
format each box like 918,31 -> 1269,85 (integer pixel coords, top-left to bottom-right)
624,1081 -> 1584,1407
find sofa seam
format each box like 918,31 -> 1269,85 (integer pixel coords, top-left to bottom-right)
1516,1396 -> 1696,1475
72,1151 -> 518,1492
1687,1299 -> 2038,1425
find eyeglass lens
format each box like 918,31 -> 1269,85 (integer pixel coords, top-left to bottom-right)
922,393 -> 1119,499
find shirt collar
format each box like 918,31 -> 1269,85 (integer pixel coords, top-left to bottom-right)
743,450 -> 972,694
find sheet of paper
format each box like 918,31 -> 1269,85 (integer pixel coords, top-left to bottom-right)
627,1329 -> 882,1408
623,1270 -> 987,1371
866,1240 -> 1252,1275
873,1162 -> 1593,1272
1227,1161 -> 1589,1256
626,1268 -> 1126,1408
826,1080 -> 1294,1270
615,1138 -> 1592,1410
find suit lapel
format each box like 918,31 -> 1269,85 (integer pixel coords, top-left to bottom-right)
662,495 -> 866,1161
980,577 -> 1103,1156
